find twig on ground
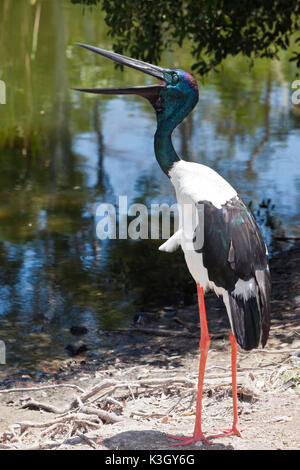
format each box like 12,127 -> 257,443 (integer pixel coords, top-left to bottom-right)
77,432 -> 97,449
21,399 -> 66,414
0,383 -> 84,394
109,326 -> 228,340
239,348 -> 299,355
79,405 -> 124,424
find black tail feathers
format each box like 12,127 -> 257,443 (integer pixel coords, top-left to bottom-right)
229,295 -> 261,351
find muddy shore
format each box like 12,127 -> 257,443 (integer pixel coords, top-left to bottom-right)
0,243 -> 299,450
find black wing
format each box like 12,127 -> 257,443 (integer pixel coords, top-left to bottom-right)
195,196 -> 271,350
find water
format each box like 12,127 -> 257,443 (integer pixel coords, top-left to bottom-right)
0,0 -> 299,375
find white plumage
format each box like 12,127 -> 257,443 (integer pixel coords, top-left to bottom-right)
169,160 -> 237,209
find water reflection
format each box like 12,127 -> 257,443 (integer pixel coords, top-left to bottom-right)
0,0 -> 299,373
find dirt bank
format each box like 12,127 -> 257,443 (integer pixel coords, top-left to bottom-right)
0,243 -> 299,450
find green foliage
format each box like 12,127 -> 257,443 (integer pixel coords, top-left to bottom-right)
71,0 -> 300,75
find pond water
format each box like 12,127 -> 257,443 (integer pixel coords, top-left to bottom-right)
0,0 -> 299,375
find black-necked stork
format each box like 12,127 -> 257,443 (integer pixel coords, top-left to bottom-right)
74,44 -> 271,445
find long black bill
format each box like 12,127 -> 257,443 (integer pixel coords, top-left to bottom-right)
73,43 -> 165,105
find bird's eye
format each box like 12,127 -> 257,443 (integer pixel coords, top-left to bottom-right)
172,73 -> 179,84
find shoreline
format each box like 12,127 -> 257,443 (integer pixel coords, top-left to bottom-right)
0,244 -> 299,449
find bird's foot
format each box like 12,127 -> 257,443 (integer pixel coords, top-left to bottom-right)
208,423 -> 244,439
167,432 -> 212,446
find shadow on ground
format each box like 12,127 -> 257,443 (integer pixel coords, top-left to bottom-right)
102,429 -> 234,450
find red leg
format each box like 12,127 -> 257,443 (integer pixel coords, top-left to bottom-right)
168,283 -> 211,445
209,331 -> 243,439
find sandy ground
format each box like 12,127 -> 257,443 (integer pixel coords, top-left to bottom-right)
0,243 -> 299,450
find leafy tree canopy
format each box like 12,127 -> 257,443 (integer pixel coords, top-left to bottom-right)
71,0 -> 300,75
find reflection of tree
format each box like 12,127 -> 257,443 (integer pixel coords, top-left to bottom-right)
245,71 -> 271,181
49,0 -> 73,189
104,163 -> 195,313
0,1 -> 113,338
105,237 -> 195,311
94,99 -> 111,192
0,0 -> 134,342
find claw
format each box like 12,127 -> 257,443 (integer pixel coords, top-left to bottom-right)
167,433 -> 212,446
208,424 -> 244,439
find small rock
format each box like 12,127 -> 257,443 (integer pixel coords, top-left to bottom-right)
291,349 -> 300,358
70,325 -> 88,336
65,340 -> 88,357
163,306 -> 176,311
195,441 -> 203,447
293,295 -> 300,307
134,312 -> 158,325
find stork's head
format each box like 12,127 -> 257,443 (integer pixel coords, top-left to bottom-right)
74,44 -> 199,132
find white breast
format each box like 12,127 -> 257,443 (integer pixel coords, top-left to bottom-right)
167,160 -> 237,295
168,160 -> 237,210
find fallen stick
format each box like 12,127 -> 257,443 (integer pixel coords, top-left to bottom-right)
85,377 -> 196,405
109,327 -> 199,337
16,414 -> 99,433
0,383 -> 84,394
17,440 -> 64,450
108,327 -> 228,339
79,405 -> 124,424
77,432 -> 97,449
19,398 -> 124,427
72,379 -> 117,405
137,377 -> 195,387
21,399 -> 66,414
105,397 -> 124,408
239,348 -> 300,355
40,421 -> 70,439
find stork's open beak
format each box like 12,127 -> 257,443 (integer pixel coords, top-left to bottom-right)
73,43 -> 165,106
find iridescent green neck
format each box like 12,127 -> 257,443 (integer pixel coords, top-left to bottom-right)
152,69 -> 199,175
154,127 -> 180,175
